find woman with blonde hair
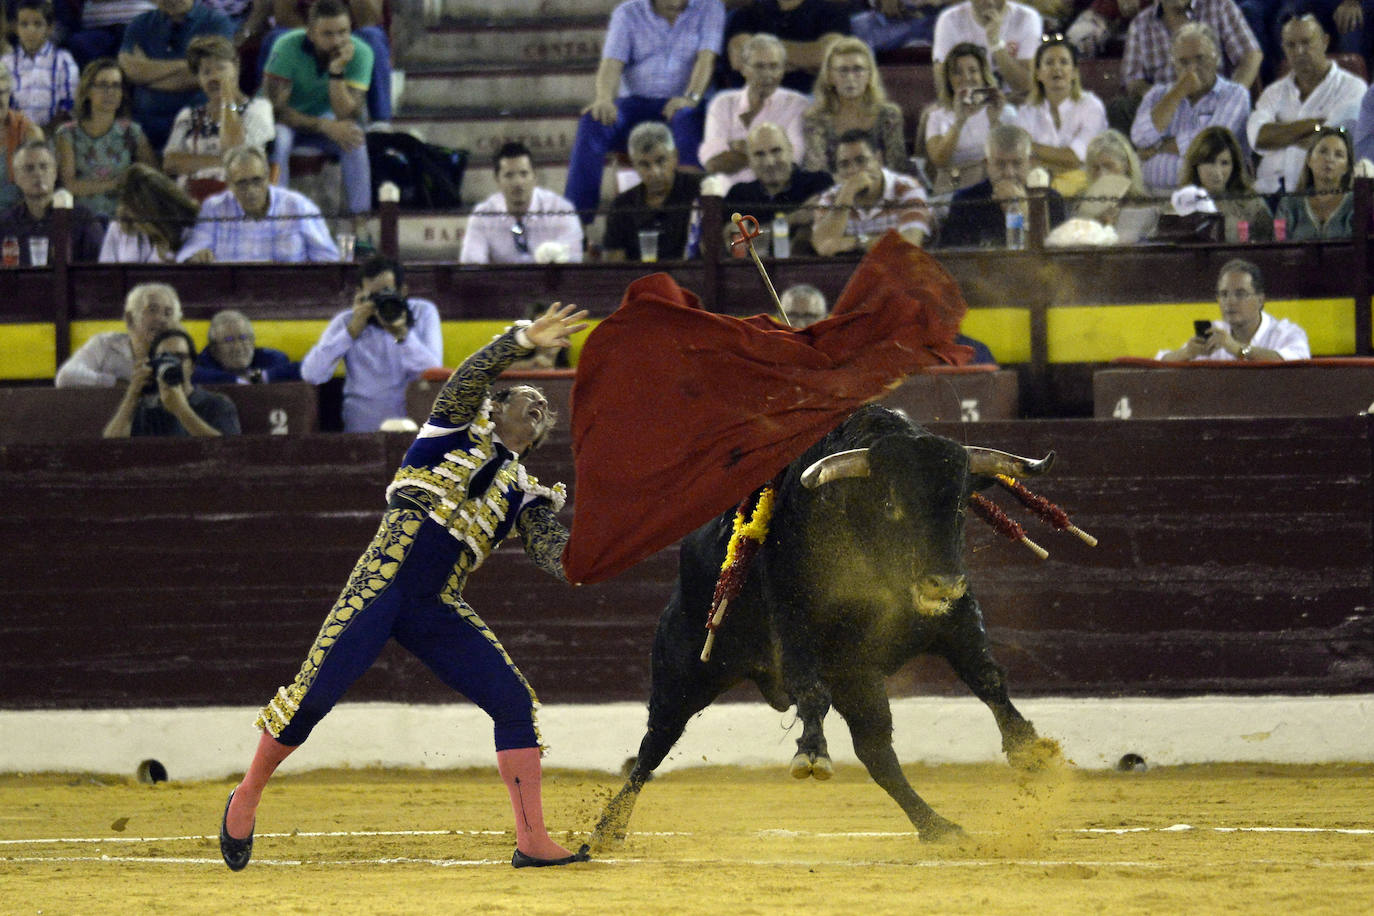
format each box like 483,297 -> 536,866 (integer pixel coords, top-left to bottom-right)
802,37 -> 907,174
1179,126 -> 1272,242
922,42 -> 1016,194
54,57 -> 157,220
1013,35 -> 1106,195
99,163 -> 201,263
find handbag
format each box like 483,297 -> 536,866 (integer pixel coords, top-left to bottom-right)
1149,212 -> 1224,243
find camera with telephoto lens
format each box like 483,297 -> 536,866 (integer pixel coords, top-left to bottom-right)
370,289 -> 412,325
145,352 -> 185,392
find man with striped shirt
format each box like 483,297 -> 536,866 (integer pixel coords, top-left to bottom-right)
812,129 -> 931,255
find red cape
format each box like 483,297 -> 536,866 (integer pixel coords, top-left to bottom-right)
561,231 -> 971,585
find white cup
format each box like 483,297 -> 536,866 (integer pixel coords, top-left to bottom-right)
28,236 -> 49,267
637,228 -> 660,263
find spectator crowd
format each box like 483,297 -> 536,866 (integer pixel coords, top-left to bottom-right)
11,0 -> 1368,427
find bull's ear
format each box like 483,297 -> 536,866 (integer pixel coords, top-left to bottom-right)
800,448 -> 870,488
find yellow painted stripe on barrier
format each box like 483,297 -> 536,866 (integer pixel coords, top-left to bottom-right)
1045,298 -> 1357,363
2,325 -> 58,379
960,309 -> 1032,364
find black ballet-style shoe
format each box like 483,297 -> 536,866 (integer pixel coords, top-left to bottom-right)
511,843 -> 591,868
219,790 -> 254,871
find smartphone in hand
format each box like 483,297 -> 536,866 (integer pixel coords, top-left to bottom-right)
1194,319 -> 1213,338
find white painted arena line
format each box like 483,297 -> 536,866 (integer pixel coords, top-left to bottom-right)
6,854 -> 1374,870
2,824 -> 1371,848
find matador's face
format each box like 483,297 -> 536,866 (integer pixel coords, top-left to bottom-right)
494,386 -> 553,453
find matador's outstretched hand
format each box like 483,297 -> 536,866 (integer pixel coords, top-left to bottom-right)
526,302 -> 590,350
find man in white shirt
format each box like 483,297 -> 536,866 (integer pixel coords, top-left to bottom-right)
1155,258 -> 1310,361
460,142 -> 584,264
698,33 -> 808,186
1247,14 -> 1366,194
933,0 -> 1042,97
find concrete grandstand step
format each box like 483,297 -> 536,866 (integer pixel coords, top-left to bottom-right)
401,64 -> 595,111
437,0 -> 619,20
399,20 -> 606,68
393,109 -> 582,167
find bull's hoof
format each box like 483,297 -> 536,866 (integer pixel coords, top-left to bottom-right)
789,752 -> 834,780
1007,736 -> 1064,773
917,815 -> 965,843
588,824 -> 627,853
789,752 -> 813,779
811,754 -> 833,780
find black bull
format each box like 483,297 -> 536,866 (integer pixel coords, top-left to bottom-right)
591,406 -> 1063,846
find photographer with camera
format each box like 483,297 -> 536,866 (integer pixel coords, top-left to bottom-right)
103,328 -> 242,437
300,255 -> 443,432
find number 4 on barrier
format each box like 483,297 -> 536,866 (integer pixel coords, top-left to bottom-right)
1112,397 -> 1132,419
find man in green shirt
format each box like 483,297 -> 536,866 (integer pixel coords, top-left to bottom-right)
264,0 -> 372,217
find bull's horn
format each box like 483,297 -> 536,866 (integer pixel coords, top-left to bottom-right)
800,448 -> 870,489
965,447 -> 1055,478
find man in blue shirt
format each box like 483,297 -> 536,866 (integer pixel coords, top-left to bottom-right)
118,0 -> 234,148
193,309 -> 302,384
563,0 -> 726,221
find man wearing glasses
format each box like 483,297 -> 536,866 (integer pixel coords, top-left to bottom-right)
459,141 -> 583,264
179,144 -> 338,262
103,327 -> 242,437
193,309 -> 301,384
1155,258 -> 1310,361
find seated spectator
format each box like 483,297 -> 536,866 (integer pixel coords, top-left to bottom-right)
179,144 -> 339,262
299,255 -> 443,433
247,0 -> 392,123
1248,14 -> 1366,194
812,128 -> 932,254
563,0 -> 724,222
1241,0 -> 1367,85
1130,23 -> 1252,194
1155,257 -> 1310,360
163,34 -> 274,199
6,0 -> 80,129
603,121 -> 705,262
55,281 -> 182,387
1015,35 -> 1108,195
1082,128 -> 1147,198
1076,129 -> 1158,238
923,42 -> 1017,195
193,308 -> 301,383
933,0 -> 1043,98
941,123 -> 1069,247
722,121 -> 832,252
1274,123 -> 1354,239
801,37 -> 907,175
1065,0 -> 1141,59
1121,0 -> 1261,103
118,0 -> 235,150
459,141 -> 584,265
2,63 -> 46,212
54,58 -> 158,220
956,332 -> 999,364
264,0 -> 373,223
699,34 -> 809,187
1180,125 -> 1273,240
103,327 -> 241,437
779,282 -> 827,327
0,139 -> 105,264
65,0 -> 157,70
99,162 -> 200,261
720,0 -> 850,93
851,0 -> 944,53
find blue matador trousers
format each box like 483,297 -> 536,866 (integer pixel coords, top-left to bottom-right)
256,507 -> 542,750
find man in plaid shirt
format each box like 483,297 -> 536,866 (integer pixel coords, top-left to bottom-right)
1121,0 -> 1262,99
812,129 -> 932,255
178,145 -> 338,263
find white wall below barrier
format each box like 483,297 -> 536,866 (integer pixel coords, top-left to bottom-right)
4,695 -> 1373,782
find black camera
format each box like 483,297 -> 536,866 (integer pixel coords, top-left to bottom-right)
370,290 -> 412,325
146,352 -> 185,392
1194,319 -> 1213,338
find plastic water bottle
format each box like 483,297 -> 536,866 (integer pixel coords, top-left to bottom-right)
772,212 -> 790,258
1273,217 -> 1287,242
1005,210 -> 1026,250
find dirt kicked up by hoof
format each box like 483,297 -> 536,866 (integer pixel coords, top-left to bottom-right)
1009,737 -> 1068,773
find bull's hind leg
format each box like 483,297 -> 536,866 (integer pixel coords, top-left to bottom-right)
830,674 -> 963,841
935,594 -> 1060,769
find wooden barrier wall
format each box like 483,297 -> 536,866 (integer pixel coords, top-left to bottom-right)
4,416 -> 1371,712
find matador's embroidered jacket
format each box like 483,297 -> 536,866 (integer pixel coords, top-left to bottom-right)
385,328 -> 569,589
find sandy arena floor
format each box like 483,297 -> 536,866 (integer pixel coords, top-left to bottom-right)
2,761 -> 1372,915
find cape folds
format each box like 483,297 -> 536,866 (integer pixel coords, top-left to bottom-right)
561,231 -> 972,585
